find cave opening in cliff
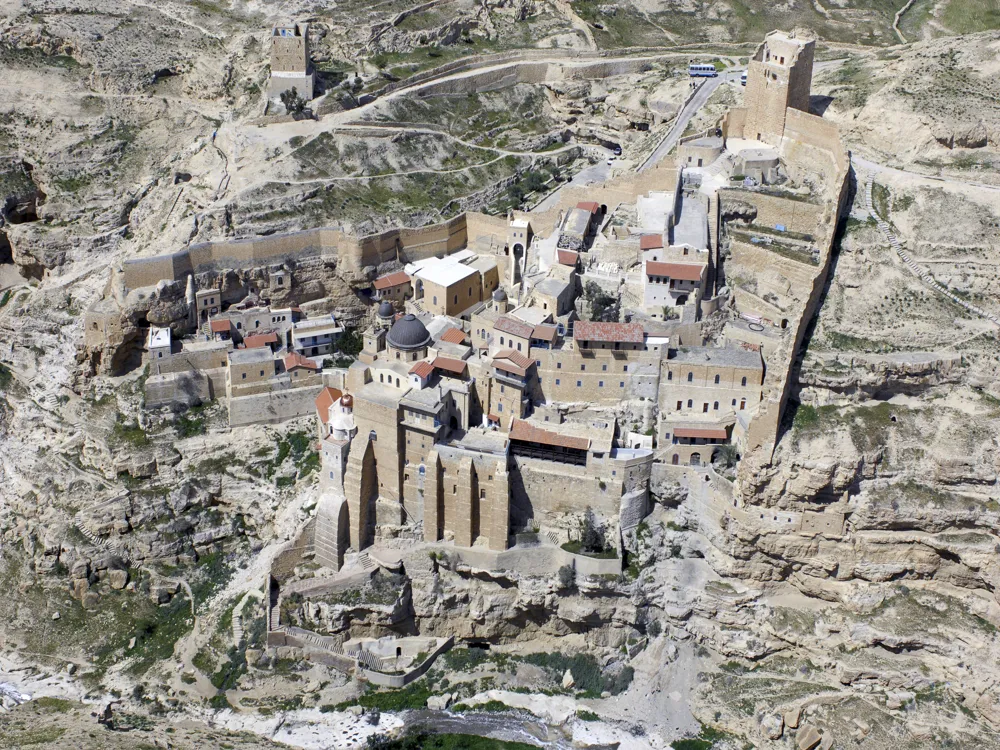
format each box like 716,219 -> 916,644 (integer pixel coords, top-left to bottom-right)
0,229 -> 12,264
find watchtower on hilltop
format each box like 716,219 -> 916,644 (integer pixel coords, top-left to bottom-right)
268,22 -> 314,100
743,31 -> 815,146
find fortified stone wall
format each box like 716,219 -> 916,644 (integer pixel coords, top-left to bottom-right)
228,383 -> 327,427
123,215 -> 480,293
719,189 -> 824,236
510,458 -> 621,526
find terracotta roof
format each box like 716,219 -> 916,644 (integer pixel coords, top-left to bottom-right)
646,261 -> 706,282
531,324 -> 559,343
409,360 -> 434,379
573,321 -> 645,344
639,234 -> 664,251
673,426 -> 729,440
494,315 -> 535,339
315,386 -> 344,424
243,332 -> 279,348
284,352 -> 320,371
432,356 -> 467,376
493,349 -> 534,377
576,201 -> 600,214
556,249 -> 579,266
509,419 -> 590,451
373,271 -> 410,290
439,327 -> 467,345
209,319 -> 232,333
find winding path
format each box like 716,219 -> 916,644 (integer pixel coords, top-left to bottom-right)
863,168 -> 999,328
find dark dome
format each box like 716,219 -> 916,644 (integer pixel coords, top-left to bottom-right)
492,288 -> 507,301
377,300 -> 395,319
387,314 -> 431,351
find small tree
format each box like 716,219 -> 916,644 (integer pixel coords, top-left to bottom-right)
714,444 -> 739,469
557,564 -> 575,590
584,281 -> 618,323
280,86 -> 306,115
580,507 -> 603,554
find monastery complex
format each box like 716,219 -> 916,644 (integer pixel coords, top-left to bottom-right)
83,30 -> 850,579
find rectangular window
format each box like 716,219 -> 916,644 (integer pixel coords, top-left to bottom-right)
602,364 -> 607,371
241,373 -> 247,379
556,379 -> 561,385
599,381 -> 604,387
620,381 -> 624,387
577,380 -> 582,387
557,362 -> 562,369
480,489 -> 486,498
581,365 -> 586,371
676,400 -> 682,410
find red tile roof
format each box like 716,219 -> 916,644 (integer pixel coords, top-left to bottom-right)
243,332 -> 279,348
572,321 -> 645,344
557,249 -> 579,266
284,352 -> 319,371
210,319 -> 232,333
673,426 -> 729,440
646,261 -> 706,282
576,201 -> 600,214
315,386 -> 344,424
439,327 -> 467,345
409,360 -> 434,379
494,315 -> 535,339
531,324 -> 559,343
432,356 -> 468,376
639,234 -> 664,251
509,419 -> 590,451
373,271 -> 411,290
493,349 -> 534,377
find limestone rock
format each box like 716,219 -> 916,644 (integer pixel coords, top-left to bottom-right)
761,713 -> 784,740
426,693 -> 453,710
796,724 -> 821,750
108,568 -> 128,590
562,669 -> 575,689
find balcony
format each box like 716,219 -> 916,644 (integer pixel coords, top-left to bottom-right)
493,370 -> 526,388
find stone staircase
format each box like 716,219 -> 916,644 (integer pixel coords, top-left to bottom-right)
358,552 -> 376,572
865,171 -> 999,327
544,530 -> 561,546
703,153 -> 734,178
74,514 -> 137,567
231,590 -> 263,647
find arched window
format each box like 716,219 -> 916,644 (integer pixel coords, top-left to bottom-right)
687,399 -> 693,408
667,371 -> 673,381
714,374 -> 720,384
380,373 -> 384,383
687,372 -> 693,382
713,401 -> 719,410
500,336 -> 505,345
741,376 -> 747,387
396,378 -> 400,387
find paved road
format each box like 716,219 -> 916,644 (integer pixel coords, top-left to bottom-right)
639,70 -> 741,172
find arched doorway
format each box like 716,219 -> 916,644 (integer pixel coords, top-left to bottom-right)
449,416 -> 458,430
671,454 -> 679,465
676,295 -> 689,305
690,453 -> 701,466
513,243 -> 523,256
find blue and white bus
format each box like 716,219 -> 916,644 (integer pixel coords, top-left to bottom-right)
740,71 -> 747,86
688,63 -> 718,77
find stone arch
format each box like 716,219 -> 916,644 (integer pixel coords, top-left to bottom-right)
690,452 -> 701,466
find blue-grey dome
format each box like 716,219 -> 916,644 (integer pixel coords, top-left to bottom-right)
387,314 -> 431,351
377,300 -> 395,319
492,288 -> 507,301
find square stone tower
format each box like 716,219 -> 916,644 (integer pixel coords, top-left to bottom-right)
268,23 -> 314,100
742,31 -> 815,146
